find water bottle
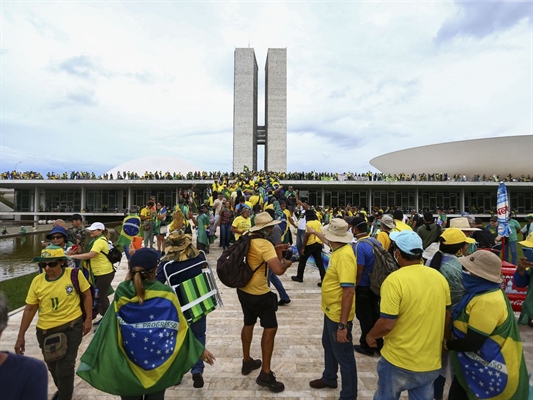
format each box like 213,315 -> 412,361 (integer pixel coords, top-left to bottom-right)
93,288 -> 99,308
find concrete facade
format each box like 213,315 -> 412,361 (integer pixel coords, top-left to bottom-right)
265,48 -> 287,172
233,48 -> 287,173
233,48 -> 258,172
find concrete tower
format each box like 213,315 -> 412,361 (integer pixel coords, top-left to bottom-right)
233,48 -> 287,173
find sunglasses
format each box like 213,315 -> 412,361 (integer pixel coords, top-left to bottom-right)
38,261 -> 60,268
49,235 -> 64,240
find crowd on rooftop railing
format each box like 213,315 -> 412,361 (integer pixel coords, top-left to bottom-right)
1,169 -> 532,182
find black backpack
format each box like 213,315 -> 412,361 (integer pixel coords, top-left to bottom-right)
99,238 -> 123,267
357,237 -> 398,296
216,233 -> 266,288
70,268 -> 98,320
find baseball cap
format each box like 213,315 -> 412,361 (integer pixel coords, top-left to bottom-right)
389,231 -> 423,255
69,213 -> 83,221
129,248 -> 160,272
490,216 -> 498,222
87,222 -> 105,231
441,228 -> 475,245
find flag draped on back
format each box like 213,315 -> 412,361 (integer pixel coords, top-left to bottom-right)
450,292 -> 528,399
77,280 -> 204,396
121,215 -> 142,241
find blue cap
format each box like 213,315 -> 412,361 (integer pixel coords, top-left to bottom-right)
46,226 -> 69,240
129,248 -> 160,271
389,231 -> 423,255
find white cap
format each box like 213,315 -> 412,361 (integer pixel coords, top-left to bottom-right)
87,222 -> 105,231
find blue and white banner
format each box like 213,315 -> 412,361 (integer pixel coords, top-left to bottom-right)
496,182 -> 510,238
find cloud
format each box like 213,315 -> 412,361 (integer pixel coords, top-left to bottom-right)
51,89 -> 98,109
436,0 -> 532,42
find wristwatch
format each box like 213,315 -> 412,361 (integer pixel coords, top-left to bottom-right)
338,323 -> 347,330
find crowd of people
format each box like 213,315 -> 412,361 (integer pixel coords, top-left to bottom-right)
2,179 -> 532,399
2,169 -> 532,182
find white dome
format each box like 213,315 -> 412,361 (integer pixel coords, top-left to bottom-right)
106,156 -> 201,176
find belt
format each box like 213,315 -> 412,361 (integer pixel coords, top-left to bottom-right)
37,317 -> 82,336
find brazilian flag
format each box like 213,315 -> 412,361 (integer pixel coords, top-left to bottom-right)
120,215 -> 142,241
450,291 -> 528,399
77,280 -> 204,396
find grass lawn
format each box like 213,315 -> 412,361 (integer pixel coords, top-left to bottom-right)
0,272 -> 38,311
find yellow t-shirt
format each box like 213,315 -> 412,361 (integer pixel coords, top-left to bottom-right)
26,268 -> 91,329
88,237 -> 115,276
321,244 -> 356,323
452,290 -> 508,337
376,231 -> 392,251
141,207 -> 152,220
239,238 -> 277,295
380,264 -> 451,372
232,216 -> 252,241
306,220 -> 323,246
393,220 -> 413,232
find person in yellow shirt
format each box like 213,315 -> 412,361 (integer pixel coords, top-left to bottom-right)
392,209 -> 413,232
231,207 -> 252,241
291,210 -> 325,286
367,230 -> 451,399
15,247 -> 92,400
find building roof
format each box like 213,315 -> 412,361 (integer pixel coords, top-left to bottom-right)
370,135 -> 533,177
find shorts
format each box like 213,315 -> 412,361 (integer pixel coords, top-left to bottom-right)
237,289 -> 278,329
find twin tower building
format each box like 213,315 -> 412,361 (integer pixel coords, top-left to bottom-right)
233,48 -> 287,173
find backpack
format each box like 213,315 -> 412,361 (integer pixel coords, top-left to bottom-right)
70,268 -> 98,320
100,238 -> 123,267
357,237 -> 398,296
216,233 -> 266,288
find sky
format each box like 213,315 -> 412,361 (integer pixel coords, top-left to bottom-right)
1,0 -> 532,176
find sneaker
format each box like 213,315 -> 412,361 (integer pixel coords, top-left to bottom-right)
291,276 -> 303,283
192,373 -> 204,388
256,370 -> 285,393
278,299 -> 291,306
242,358 -> 262,375
309,378 -> 338,389
353,344 -> 375,356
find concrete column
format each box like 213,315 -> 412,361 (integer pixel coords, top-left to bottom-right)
459,188 -> 465,213
414,187 -> 419,212
81,186 -> 86,215
128,187 -> 133,210
368,187 -> 372,211
33,185 -> 40,223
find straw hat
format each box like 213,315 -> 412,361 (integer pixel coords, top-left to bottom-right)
459,250 -> 502,283
448,217 -> 480,231
248,212 -> 281,232
323,218 -> 353,244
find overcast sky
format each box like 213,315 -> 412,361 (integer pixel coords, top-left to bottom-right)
1,1 -> 531,176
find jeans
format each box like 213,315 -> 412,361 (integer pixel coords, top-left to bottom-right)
355,286 -> 382,351
143,222 -> 153,248
296,228 -> 306,254
220,223 -> 231,250
374,357 -> 440,400
189,316 -> 206,374
268,270 -> 290,302
36,318 -> 83,400
321,315 -> 358,400
505,240 -> 518,265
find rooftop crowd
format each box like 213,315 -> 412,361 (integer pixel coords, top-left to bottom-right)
1,169 -> 532,182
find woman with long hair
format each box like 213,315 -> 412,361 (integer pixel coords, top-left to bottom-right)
77,248 -> 215,400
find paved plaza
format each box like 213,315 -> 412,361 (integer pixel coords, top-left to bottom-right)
1,227 -> 532,399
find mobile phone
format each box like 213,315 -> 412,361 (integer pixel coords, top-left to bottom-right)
282,250 -> 293,260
